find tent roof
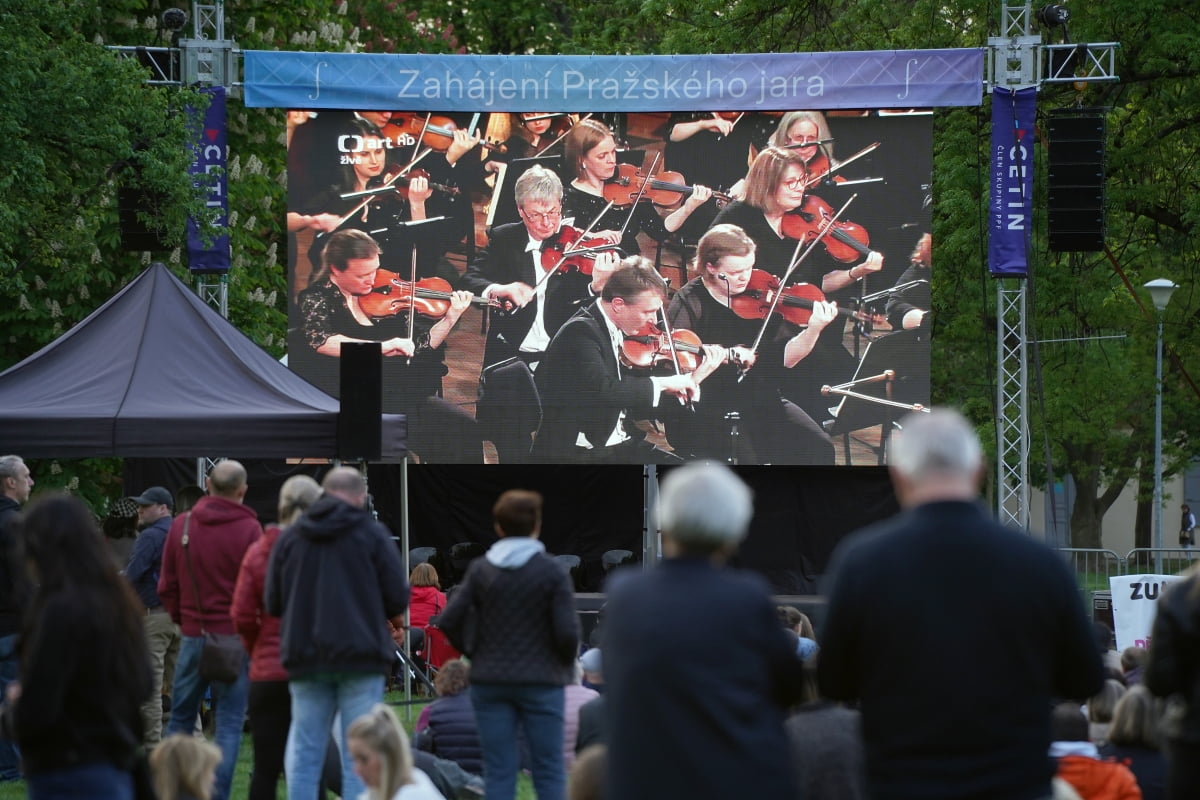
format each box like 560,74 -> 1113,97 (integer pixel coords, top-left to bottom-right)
0,264 -> 404,459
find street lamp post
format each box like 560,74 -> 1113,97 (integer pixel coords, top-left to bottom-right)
1145,279 -> 1178,573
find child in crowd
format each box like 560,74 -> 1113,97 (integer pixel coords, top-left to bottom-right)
348,703 -> 445,800
150,734 -> 222,800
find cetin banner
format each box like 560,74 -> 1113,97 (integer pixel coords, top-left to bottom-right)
988,86 -> 1035,278
187,86 -> 231,273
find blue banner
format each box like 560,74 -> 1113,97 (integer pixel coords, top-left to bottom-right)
244,50 -> 983,111
187,86 -> 231,273
988,86 -> 1035,278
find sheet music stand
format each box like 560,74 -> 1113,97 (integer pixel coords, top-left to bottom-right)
821,329 -> 929,465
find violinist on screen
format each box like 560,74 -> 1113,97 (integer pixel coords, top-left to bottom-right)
711,147 -> 883,424
562,118 -> 713,256
662,224 -> 834,465
296,228 -> 482,462
287,117 -> 447,283
711,145 -> 883,289
769,111 -> 839,180
531,261 -> 724,464
459,164 -> 619,372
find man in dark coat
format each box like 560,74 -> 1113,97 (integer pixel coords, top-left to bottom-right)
603,462 -> 806,800
265,466 -> 409,800
818,408 -> 1104,800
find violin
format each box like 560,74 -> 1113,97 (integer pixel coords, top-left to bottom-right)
343,164 -> 460,202
539,225 -> 624,275
729,270 -> 868,328
381,113 -> 507,154
602,164 -> 731,208
358,271 -> 498,320
780,195 -> 873,264
619,323 -> 706,373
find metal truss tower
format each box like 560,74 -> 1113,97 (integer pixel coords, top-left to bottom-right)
986,3 -> 1117,528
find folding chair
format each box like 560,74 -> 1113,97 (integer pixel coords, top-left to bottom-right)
418,624 -> 464,679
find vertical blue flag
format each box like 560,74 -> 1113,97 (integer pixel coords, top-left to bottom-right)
988,86 -> 1035,277
187,86 -> 230,273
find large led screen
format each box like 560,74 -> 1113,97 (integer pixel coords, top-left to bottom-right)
286,109 -> 932,464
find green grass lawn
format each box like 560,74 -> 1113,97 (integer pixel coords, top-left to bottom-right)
0,692 -> 535,799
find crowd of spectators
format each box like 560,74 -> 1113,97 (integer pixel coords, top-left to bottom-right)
0,420 -> 1198,800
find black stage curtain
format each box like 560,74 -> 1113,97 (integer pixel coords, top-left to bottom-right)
124,461 -> 897,594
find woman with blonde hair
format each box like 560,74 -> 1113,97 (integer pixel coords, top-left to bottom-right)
231,474 -> 322,800
150,734 -> 222,800
347,703 -> 445,799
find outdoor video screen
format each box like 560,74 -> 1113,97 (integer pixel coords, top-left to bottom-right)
286,109 -> 932,465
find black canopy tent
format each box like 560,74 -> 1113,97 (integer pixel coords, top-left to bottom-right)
0,263 -> 405,459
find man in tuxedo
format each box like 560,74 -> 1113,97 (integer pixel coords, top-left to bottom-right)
460,164 -> 617,462
531,262 -> 722,463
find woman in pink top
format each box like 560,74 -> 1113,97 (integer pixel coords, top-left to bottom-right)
408,563 -> 447,654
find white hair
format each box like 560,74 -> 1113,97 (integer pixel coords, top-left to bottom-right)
887,408 -> 982,481
656,462 -> 753,552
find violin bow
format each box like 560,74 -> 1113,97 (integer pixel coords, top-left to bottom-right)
802,142 -> 880,190
657,303 -> 693,410
405,240 -> 418,365
742,194 -> 859,373
328,147 -> 434,232
532,113 -> 592,158
531,200 -> 616,292
612,150 -> 660,243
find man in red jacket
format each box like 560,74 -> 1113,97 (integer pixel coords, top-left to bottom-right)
158,460 -> 261,800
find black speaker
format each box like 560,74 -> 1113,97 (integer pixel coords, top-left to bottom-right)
338,342 -> 382,460
1047,112 -> 1106,252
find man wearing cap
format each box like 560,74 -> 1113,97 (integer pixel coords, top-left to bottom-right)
123,486 -> 180,746
0,455 -> 33,782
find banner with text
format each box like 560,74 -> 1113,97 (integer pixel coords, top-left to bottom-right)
988,86 -> 1035,278
1109,574 -> 1184,651
245,50 -> 983,112
187,86 -> 231,273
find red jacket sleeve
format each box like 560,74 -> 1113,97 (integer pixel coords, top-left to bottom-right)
231,538 -> 266,653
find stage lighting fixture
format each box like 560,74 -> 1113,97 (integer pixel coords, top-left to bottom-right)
1037,4 -> 1070,28
161,7 -> 188,32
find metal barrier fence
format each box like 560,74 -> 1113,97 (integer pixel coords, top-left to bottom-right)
1057,548 -> 1125,596
1057,546 -> 1199,593
1125,547 -> 1199,577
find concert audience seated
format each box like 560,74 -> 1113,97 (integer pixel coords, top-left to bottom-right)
414,659 -> 484,777
1050,702 -> 1142,800
563,662 -> 599,772
1098,686 -> 1168,800
1120,647 -> 1148,687
783,656 -> 867,800
1088,679 -> 1128,745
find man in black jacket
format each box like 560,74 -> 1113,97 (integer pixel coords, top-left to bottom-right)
532,263 -> 719,463
265,466 -> 409,800
818,408 -> 1104,800
0,455 -> 32,782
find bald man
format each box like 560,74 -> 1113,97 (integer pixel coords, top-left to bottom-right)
158,460 -> 262,800
266,466 -> 409,800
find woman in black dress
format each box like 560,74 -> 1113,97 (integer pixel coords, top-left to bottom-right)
663,223 -> 834,464
562,118 -> 713,256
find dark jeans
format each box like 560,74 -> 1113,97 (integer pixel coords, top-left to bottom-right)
27,764 -> 131,800
0,633 -> 20,781
470,682 -> 565,800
